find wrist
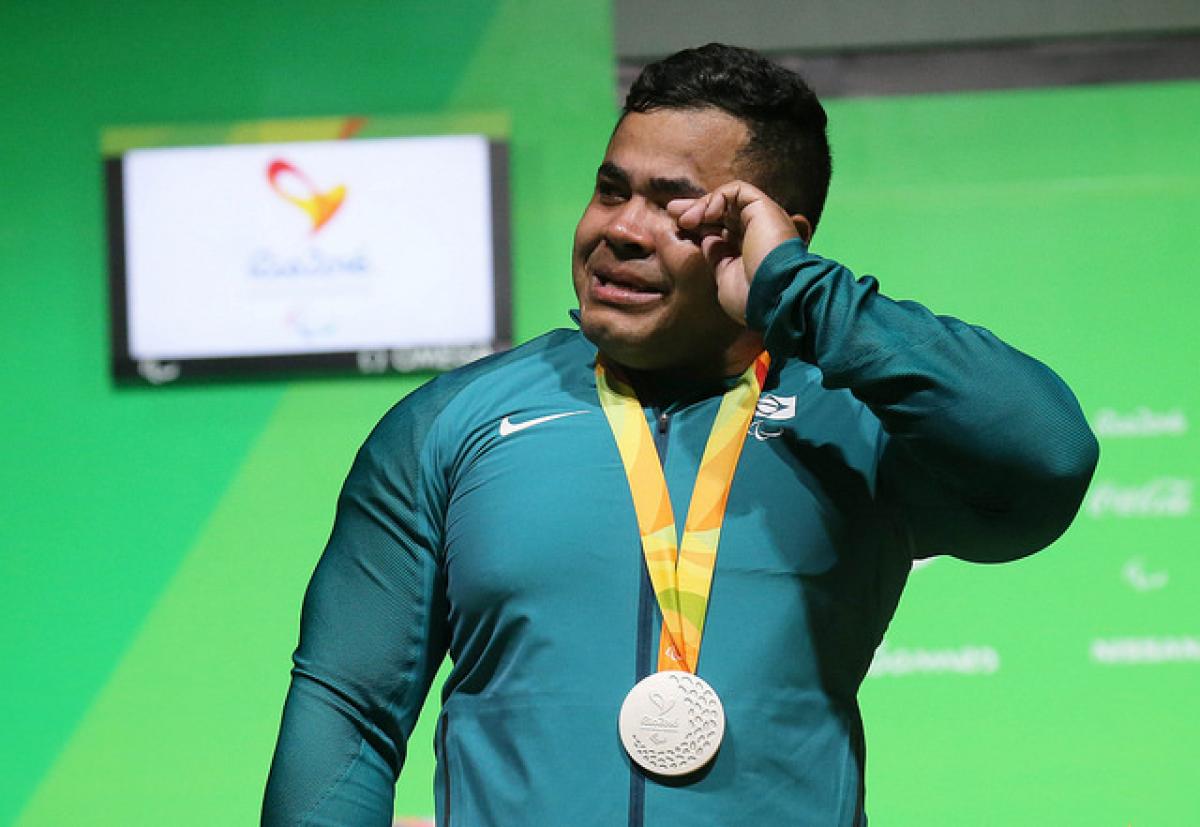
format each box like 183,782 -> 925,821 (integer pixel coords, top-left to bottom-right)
745,238 -> 810,333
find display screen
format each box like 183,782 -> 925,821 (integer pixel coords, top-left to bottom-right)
106,131 -> 509,383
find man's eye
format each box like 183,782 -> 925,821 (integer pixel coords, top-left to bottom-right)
595,181 -> 626,203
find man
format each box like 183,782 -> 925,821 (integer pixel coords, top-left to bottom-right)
263,44 -> 1098,826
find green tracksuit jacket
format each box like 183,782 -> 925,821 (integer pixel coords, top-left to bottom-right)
263,239 -> 1099,826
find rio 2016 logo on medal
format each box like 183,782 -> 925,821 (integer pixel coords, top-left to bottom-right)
618,671 -> 725,776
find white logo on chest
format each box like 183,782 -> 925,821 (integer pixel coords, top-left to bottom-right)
755,394 -> 796,420
498,410 -> 589,437
750,394 -> 796,441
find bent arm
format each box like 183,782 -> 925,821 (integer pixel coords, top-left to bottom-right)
747,239 -> 1099,562
263,402 -> 450,825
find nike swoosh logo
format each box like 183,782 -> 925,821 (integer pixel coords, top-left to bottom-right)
498,410 -> 589,437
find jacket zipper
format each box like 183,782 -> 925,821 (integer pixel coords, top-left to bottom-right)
628,407 -> 671,827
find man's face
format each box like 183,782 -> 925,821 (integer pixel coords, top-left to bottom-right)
572,107 -> 756,373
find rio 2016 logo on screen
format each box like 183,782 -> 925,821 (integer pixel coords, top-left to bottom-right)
116,131 -> 501,374
266,158 -> 346,234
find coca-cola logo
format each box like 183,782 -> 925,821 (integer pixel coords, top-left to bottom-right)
1086,478 -> 1192,518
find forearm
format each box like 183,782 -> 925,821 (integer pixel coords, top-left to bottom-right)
263,672 -> 401,826
262,531 -> 446,825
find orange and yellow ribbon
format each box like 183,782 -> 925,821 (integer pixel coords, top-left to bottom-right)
596,352 -> 770,673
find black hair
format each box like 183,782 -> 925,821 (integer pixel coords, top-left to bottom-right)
624,43 -> 832,229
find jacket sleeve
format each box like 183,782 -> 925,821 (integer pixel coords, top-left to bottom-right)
746,238 -> 1099,563
262,389 -> 451,826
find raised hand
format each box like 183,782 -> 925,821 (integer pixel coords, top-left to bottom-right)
668,181 -> 810,325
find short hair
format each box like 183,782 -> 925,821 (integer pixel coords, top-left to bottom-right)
624,43 -> 832,230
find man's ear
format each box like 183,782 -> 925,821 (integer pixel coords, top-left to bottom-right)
791,214 -> 813,245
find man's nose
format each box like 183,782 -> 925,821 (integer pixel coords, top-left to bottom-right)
604,198 -> 654,258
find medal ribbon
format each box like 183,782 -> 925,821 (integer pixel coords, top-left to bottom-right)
596,351 -> 770,673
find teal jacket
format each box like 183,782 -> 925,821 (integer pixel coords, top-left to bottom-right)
263,240 -> 1098,826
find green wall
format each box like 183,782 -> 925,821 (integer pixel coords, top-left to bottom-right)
2,3 -> 1197,824
0,1 -> 615,823
821,82 -> 1200,824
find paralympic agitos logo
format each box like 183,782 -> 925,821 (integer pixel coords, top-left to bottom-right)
266,158 -> 346,234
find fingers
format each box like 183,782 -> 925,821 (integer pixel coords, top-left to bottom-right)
666,197 -> 711,232
669,179 -> 801,284
667,180 -> 771,231
668,192 -> 728,231
699,231 -> 729,263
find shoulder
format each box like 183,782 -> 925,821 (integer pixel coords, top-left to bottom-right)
362,328 -> 591,459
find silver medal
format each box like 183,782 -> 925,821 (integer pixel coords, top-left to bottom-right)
618,671 -> 725,776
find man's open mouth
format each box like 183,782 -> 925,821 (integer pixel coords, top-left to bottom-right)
592,271 -> 666,306
597,272 -> 660,293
